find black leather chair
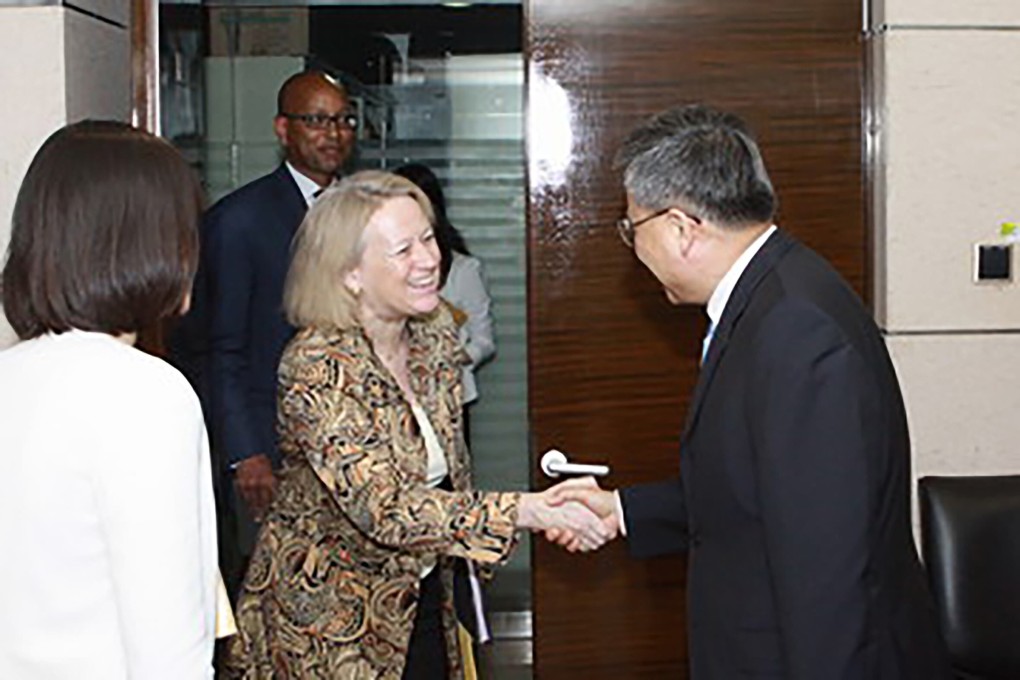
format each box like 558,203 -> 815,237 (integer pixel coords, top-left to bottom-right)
919,475 -> 1020,680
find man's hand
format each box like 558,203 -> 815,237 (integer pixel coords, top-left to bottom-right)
234,454 -> 277,521
516,488 -> 615,552
543,476 -> 620,549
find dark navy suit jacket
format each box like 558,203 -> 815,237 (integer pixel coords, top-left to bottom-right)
172,164 -> 306,468
620,229 -> 951,680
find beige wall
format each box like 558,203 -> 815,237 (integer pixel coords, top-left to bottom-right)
888,335 -> 1020,479
874,0 -> 1020,27
0,7 -> 66,348
0,4 -> 130,348
873,30 -> 1020,331
872,1 -> 1020,514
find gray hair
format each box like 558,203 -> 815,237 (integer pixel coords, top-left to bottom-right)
284,170 -> 435,329
615,104 -> 777,229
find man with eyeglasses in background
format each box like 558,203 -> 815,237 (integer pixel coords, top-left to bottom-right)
171,70 -> 356,595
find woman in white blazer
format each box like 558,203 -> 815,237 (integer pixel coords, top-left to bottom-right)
0,121 -> 218,679
442,250 -> 496,405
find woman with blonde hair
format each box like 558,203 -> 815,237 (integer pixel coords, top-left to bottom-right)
225,171 -> 610,679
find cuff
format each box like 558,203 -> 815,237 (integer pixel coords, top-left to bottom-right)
614,489 -> 628,537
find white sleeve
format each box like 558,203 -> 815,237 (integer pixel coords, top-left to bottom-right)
614,490 -> 629,537
92,376 -> 216,679
451,256 -> 496,367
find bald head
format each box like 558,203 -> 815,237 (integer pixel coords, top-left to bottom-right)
276,71 -> 346,116
273,71 -> 354,187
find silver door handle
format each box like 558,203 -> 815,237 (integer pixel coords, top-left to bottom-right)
540,449 -> 610,479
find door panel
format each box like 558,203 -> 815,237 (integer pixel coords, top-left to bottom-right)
526,0 -> 864,676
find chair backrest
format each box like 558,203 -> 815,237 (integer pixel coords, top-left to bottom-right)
919,475 -> 1020,680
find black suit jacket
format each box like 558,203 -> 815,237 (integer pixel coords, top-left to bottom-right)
620,229 -> 951,680
172,164 -> 306,468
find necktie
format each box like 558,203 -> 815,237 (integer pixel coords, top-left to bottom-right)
700,321 -> 716,365
312,187 -> 325,201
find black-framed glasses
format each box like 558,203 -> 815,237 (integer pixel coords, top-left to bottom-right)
281,112 -> 358,132
616,208 -> 670,247
616,207 -> 701,247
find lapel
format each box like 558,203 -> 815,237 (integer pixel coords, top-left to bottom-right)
406,312 -> 466,488
271,164 -> 309,234
680,229 -> 796,443
350,311 -> 465,486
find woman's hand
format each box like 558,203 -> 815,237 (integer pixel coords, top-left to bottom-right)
516,485 -> 617,552
542,476 -> 620,550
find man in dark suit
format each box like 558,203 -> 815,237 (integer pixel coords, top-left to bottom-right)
172,70 -> 356,589
550,105 -> 951,679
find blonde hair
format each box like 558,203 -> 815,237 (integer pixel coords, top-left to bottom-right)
284,170 -> 435,328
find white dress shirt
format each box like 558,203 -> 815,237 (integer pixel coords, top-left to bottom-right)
441,252 -> 496,404
0,330 -> 217,679
410,402 -> 450,579
286,161 -> 327,207
703,225 -> 777,349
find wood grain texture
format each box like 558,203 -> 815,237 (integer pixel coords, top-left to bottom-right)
526,0 -> 865,676
131,0 -> 159,134
133,0 -> 164,357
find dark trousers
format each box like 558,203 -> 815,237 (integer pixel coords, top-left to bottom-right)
402,567 -> 448,679
219,475 -> 260,601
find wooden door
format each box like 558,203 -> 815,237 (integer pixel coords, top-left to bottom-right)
526,0 -> 866,676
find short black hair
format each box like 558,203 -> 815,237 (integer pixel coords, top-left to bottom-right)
1,120 -> 203,340
616,104 -> 777,228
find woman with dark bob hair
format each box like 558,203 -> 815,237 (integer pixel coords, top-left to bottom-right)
0,121 -> 218,679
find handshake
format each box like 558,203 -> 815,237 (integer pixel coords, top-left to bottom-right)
515,477 -> 619,553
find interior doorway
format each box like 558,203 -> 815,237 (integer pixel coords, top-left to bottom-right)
157,2 -> 532,677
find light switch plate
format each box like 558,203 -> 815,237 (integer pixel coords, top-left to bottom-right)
974,243 -> 1012,283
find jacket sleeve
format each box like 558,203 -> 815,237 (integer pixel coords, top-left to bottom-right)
203,206 -> 261,465
95,373 -> 216,679
750,300 -> 876,679
279,343 -> 519,565
449,256 -> 496,368
619,477 -> 689,558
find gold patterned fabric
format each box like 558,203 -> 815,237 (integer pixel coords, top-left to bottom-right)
224,307 -> 519,679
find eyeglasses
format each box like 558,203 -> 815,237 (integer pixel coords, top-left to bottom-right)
616,208 -> 670,247
281,112 -> 359,132
616,207 -> 701,248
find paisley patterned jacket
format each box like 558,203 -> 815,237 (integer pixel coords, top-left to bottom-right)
225,306 -> 520,679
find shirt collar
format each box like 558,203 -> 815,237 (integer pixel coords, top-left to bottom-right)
285,162 -> 327,207
705,225 -> 777,328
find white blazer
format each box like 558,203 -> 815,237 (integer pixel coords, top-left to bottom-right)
441,252 -> 496,404
0,330 -> 217,679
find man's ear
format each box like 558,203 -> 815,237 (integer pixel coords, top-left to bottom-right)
668,208 -> 699,256
272,116 -> 289,146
